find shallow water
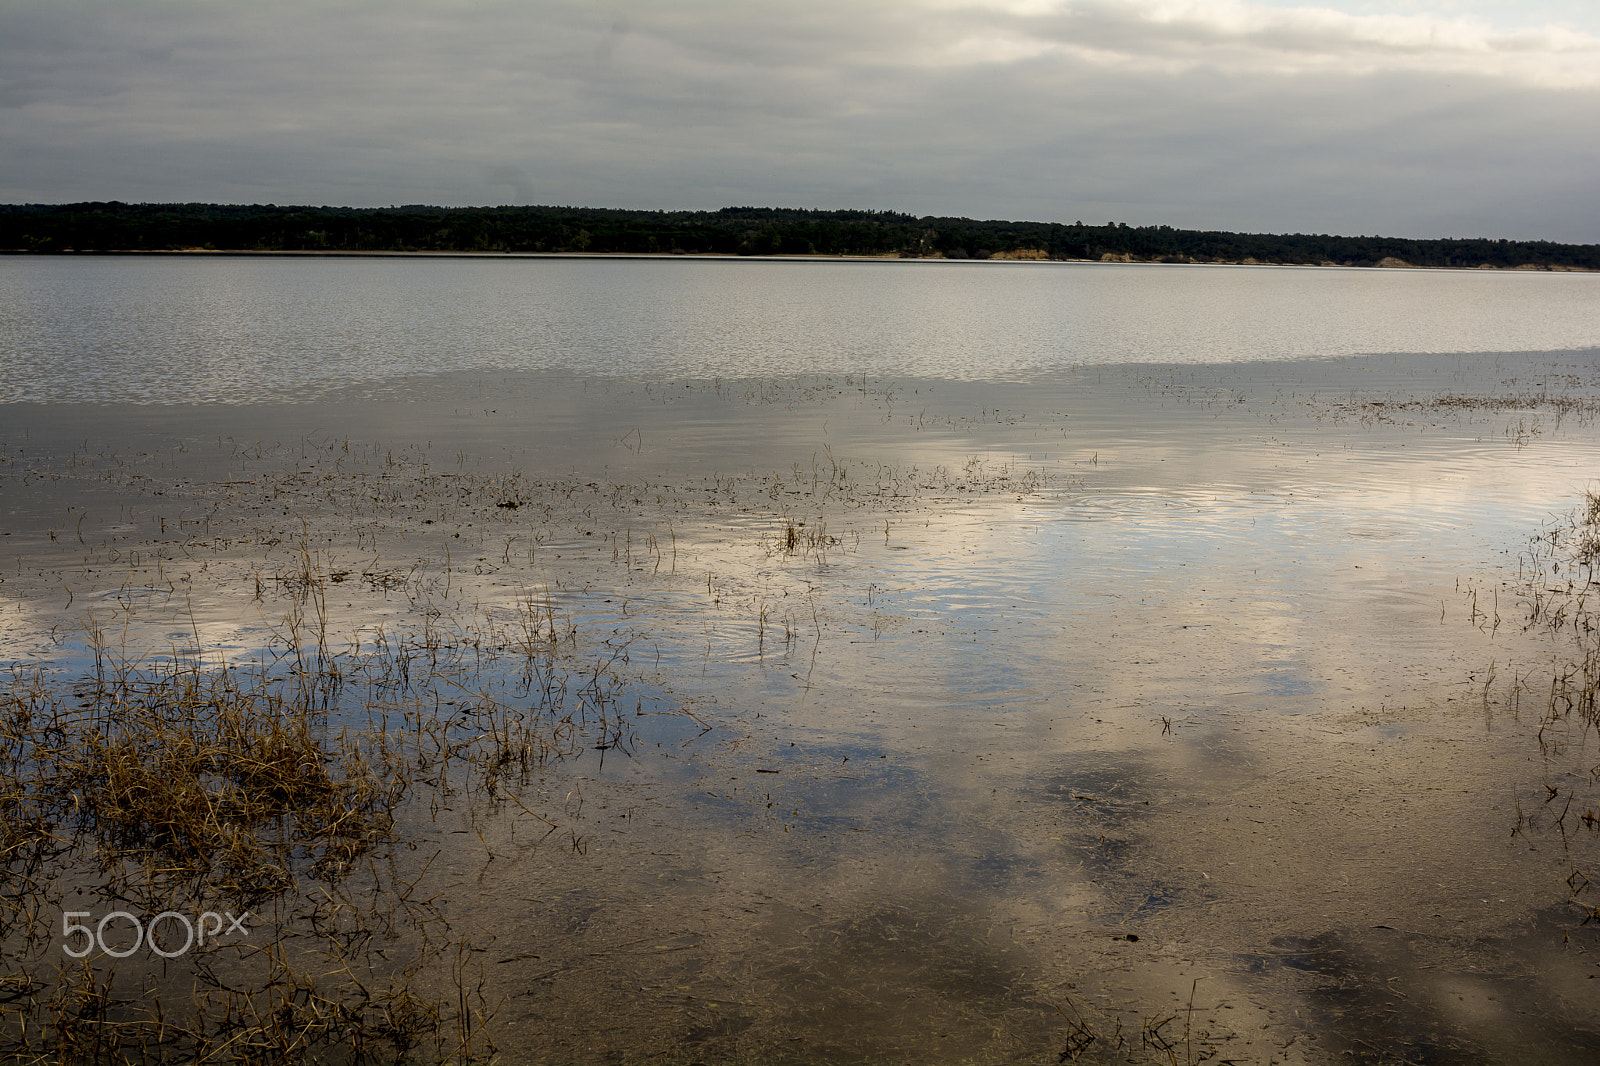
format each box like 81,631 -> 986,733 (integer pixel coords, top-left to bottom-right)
3,257 -> 1600,1063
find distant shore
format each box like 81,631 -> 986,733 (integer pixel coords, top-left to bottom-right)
4,203 -> 1596,271
3,247 -> 1594,272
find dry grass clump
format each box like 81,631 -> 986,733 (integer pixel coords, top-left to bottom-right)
1522,488 -> 1600,721
0,590 -> 645,1062
0,657 -> 471,1063
62,662 -> 404,897
0,649 -> 406,913
26,938 -> 492,1065
1578,489 -> 1600,567
770,517 -> 840,557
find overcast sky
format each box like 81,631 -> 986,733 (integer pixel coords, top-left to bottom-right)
2,0 -> 1596,241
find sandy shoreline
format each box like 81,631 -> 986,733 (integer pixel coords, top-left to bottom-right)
3,247 -> 1594,271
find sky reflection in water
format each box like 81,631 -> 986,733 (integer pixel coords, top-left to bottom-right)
2,259 -> 1600,1061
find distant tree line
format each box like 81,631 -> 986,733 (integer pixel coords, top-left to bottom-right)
1,202 -> 1595,270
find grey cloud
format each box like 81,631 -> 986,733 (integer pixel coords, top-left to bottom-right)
0,1 -> 1595,241
485,165 -> 538,203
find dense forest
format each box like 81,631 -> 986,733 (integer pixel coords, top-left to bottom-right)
2,202 -> 1595,270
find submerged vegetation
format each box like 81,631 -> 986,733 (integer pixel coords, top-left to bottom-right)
6,365 -> 1600,1062
1513,488 -> 1600,926
3,202 -> 1598,269
0,547 -> 656,1062
0,385 -> 1065,1063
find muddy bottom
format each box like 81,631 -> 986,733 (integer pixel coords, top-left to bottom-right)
4,353 -> 1600,1063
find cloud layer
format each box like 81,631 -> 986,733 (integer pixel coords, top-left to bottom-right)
1,0 -> 1596,240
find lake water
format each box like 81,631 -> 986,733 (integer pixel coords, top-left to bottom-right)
3,256 -> 1600,1064
4,255 -> 1599,401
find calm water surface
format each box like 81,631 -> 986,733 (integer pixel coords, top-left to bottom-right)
3,255 -> 1598,401
3,256 -> 1600,1064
